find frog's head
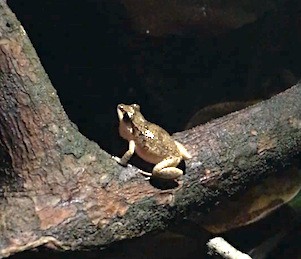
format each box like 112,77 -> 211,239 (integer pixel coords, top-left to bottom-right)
117,104 -> 142,140
117,103 -> 140,122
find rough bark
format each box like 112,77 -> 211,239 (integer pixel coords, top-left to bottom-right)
0,0 -> 301,258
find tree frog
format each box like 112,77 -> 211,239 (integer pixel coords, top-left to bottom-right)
114,104 -> 191,180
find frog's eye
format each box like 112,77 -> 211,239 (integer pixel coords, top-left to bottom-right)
132,104 -> 140,111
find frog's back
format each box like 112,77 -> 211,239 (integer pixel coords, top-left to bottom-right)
133,121 -> 180,164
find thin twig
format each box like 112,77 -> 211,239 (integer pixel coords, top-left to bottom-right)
207,237 -> 252,259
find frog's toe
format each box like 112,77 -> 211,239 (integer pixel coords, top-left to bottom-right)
113,156 -> 127,166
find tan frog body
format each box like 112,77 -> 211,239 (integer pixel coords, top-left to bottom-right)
114,104 -> 191,179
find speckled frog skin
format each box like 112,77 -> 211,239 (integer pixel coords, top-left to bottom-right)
114,104 -> 191,179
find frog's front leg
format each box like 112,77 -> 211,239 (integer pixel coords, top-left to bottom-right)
115,139 -> 135,166
152,157 -> 183,180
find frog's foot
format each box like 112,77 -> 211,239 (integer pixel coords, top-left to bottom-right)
139,171 -> 152,180
112,156 -> 127,166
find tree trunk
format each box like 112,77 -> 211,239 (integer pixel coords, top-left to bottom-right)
0,0 -> 301,258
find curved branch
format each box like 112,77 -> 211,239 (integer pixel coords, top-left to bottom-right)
0,1 -> 301,258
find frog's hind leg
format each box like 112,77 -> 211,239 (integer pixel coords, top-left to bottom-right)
175,141 -> 191,160
152,157 -> 183,180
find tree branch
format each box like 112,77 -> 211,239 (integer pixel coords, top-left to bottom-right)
0,1 -> 301,258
